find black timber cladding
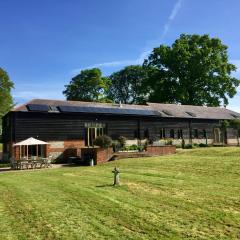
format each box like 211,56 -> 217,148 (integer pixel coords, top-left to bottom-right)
12,111 -> 221,142
3,99 -> 240,144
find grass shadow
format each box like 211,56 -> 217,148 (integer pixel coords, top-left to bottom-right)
96,184 -> 114,188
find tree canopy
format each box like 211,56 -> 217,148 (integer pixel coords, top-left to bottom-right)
108,65 -> 148,104
143,34 -> 240,106
0,68 -> 14,125
64,34 -> 239,107
63,68 -> 111,102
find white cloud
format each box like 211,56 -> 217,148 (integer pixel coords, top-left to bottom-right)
162,0 -> 183,38
169,0 -> 183,21
71,59 -> 140,74
71,0 -> 183,73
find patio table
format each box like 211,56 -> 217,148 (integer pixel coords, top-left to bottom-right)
41,158 -> 51,168
12,158 -> 50,170
16,160 -> 29,170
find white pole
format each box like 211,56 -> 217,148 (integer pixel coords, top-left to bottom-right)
27,145 -> 28,160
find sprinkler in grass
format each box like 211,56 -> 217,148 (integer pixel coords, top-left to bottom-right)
112,167 -> 120,186
89,159 -> 94,166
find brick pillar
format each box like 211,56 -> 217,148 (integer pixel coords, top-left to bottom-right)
46,144 -> 50,158
14,146 -> 20,160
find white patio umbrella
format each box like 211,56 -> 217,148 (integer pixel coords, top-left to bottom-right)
13,137 -> 49,159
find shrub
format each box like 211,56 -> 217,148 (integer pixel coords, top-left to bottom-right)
128,144 -> 138,150
112,141 -> 121,152
184,144 -> 193,149
94,135 -> 112,148
148,136 -> 158,145
181,139 -> 185,149
123,146 -> 129,151
138,145 -> 144,152
0,163 -> 10,168
175,144 -> 182,148
118,136 -> 127,148
165,138 -> 173,145
199,143 -> 208,147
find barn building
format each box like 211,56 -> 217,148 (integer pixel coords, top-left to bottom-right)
2,99 -> 240,161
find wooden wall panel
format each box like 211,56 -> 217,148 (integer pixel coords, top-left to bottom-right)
9,112 -> 223,143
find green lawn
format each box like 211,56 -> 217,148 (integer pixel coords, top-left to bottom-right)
0,148 -> 240,240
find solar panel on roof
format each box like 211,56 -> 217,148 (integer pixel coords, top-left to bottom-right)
27,104 -> 49,112
162,109 -> 173,116
49,105 -> 59,112
58,105 -> 157,116
185,111 -> 197,117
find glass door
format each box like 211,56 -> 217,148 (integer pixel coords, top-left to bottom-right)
85,122 -> 106,147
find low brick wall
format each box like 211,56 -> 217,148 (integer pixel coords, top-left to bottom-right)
95,148 -> 113,164
81,146 -> 175,165
81,147 -> 113,165
146,145 -> 176,156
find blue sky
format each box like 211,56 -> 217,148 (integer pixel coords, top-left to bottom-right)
0,0 -> 240,111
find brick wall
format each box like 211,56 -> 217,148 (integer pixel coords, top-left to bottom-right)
95,148 -> 113,164
15,145 -> 20,160
81,147 -> 113,165
146,145 -> 176,156
47,140 -> 85,161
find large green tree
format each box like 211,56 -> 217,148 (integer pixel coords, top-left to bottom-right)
0,68 -> 14,133
143,34 -> 240,106
63,68 -> 111,102
108,65 -> 148,104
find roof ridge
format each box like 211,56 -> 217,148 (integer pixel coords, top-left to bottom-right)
29,98 -> 148,107
147,102 -> 228,109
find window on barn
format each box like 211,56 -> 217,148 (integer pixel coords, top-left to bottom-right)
193,129 -> 198,138
134,130 -> 138,139
144,129 -> 149,139
203,129 -> 207,138
160,128 -> 165,139
177,129 -> 183,139
170,129 -> 175,139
